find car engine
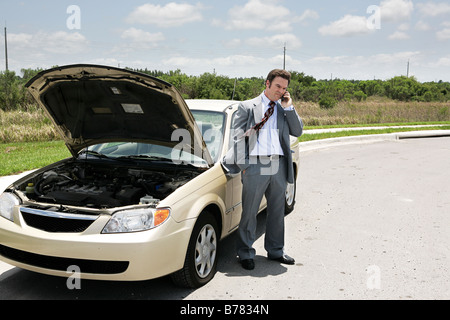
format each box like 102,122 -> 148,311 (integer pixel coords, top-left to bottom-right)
21,161 -> 201,209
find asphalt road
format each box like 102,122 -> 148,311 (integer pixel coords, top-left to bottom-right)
1,136 -> 449,300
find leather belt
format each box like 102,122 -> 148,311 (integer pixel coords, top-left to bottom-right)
251,155 -> 284,161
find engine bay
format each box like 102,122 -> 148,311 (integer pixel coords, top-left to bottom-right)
19,160 -> 202,209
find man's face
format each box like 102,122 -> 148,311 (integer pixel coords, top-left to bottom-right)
265,76 -> 289,102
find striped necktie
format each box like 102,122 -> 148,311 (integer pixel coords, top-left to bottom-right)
244,101 -> 276,137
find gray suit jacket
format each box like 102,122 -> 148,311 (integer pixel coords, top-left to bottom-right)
221,93 -> 303,184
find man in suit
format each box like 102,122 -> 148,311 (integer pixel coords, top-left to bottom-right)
222,69 -> 303,270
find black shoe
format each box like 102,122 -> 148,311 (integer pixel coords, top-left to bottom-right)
240,259 -> 255,270
269,254 -> 295,265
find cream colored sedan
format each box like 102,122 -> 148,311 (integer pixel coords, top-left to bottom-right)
0,65 -> 299,288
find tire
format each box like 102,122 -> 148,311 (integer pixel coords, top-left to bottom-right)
171,212 -> 219,288
285,178 -> 296,214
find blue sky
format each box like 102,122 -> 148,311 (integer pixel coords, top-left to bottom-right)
1,0 -> 450,82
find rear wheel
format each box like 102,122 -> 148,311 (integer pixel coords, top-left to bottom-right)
171,212 -> 219,288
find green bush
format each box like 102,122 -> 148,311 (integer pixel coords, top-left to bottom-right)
319,95 -> 338,109
353,90 -> 367,101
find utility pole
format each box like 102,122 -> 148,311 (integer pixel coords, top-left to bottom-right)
232,78 -> 237,100
283,43 -> 286,70
4,26 -> 8,71
406,59 -> 410,78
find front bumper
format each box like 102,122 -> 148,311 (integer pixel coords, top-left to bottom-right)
0,207 -> 195,281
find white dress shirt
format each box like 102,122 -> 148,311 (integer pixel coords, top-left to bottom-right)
250,92 -> 294,157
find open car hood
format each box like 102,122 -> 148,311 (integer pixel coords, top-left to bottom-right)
26,64 -> 213,167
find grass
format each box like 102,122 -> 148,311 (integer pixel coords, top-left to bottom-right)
0,108 -> 59,143
306,121 -> 450,129
299,98 -> 450,126
0,141 -> 70,176
2,98 -> 450,143
1,98 -> 450,176
2,125 -> 450,177
300,125 -> 450,142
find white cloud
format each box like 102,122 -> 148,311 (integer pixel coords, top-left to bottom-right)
7,33 -> 33,44
432,55 -> 450,67
398,23 -> 409,31
113,28 -> 165,56
309,55 -> 355,65
415,20 -> 431,31
436,28 -> 450,40
9,31 -> 88,54
214,55 -> 266,67
371,51 -> 421,64
162,53 -> 301,77
221,33 -> 301,52
306,51 -> 422,80
318,0 -> 414,37
388,23 -> 410,40
379,0 -> 414,22
220,0 -> 292,31
417,1 -> 450,17
86,57 -> 122,67
296,9 -> 320,24
318,14 -> 372,37
163,55 -> 264,68
388,31 -> 410,40
121,28 -> 165,43
310,51 -> 421,67
223,38 -> 242,48
125,2 -> 203,27
247,33 -> 302,48
5,31 -> 90,71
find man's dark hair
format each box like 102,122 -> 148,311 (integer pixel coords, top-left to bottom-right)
266,69 -> 291,85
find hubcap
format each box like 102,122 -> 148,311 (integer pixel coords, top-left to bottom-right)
195,224 -> 217,279
285,182 -> 295,206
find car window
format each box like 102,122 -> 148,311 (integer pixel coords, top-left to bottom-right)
191,110 -> 226,163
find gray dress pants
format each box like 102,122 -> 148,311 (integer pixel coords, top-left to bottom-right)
237,156 -> 287,260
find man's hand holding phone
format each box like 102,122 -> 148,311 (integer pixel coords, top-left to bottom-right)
280,91 -> 293,109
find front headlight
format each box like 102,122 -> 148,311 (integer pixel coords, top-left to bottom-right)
0,192 -> 21,222
102,207 -> 170,234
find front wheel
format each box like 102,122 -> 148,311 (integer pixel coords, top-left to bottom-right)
285,179 -> 296,214
171,212 -> 219,288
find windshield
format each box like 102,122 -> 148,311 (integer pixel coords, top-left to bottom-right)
78,110 -> 225,165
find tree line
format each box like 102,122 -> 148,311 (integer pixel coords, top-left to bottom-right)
1,67 -> 449,112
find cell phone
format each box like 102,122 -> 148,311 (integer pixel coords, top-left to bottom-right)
281,92 -> 288,102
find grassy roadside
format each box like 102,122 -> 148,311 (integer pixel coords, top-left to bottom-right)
1,125 -> 450,177
1,99 -> 449,176
299,99 -> 450,126
299,125 -> 450,142
306,121 -> 450,129
0,141 -> 70,176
